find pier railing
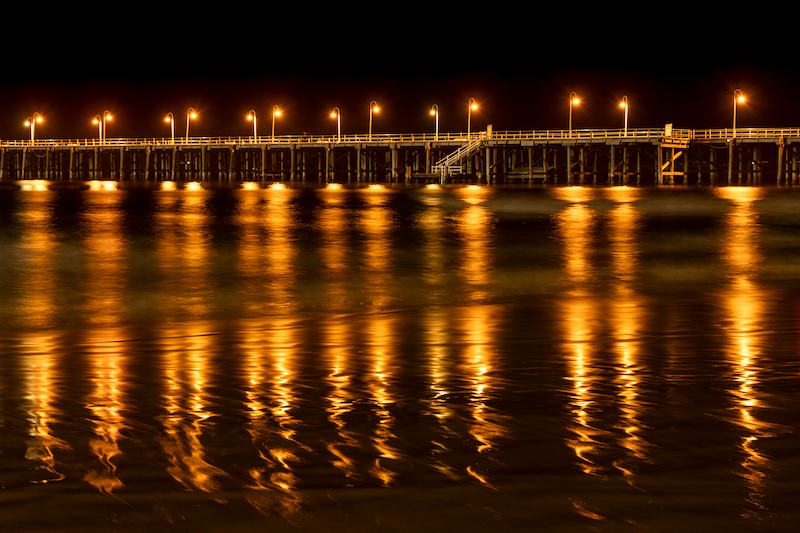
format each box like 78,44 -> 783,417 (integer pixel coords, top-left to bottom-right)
2,127 -> 798,148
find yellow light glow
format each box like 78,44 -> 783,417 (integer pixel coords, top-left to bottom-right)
738,95 -> 746,103
330,111 -> 338,118
269,183 -> 286,190
573,98 -> 580,105
186,182 -> 202,191
325,182 -> 342,190
274,109 -> 282,117
471,104 -> 478,110
190,112 -> 197,119
165,116 -> 172,123
247,114 -> 254,121
619,102 -> 627,108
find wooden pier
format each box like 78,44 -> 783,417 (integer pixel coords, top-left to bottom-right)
2,127 -> 799,186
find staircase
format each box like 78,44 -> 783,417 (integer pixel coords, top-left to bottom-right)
432,134 -> 485,182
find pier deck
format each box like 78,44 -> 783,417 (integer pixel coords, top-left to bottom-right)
2,127 -> 799,185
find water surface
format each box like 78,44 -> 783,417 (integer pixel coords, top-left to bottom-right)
1,181 -> 799,531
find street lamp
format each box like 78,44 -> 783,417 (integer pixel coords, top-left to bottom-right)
467,98 -> 478,138
247,109 -> 257,139
368,101 -> 379,141
186,107 -> 197,138
733,89 -> 745,138
165,112 -> 175,144
331,107 -> 341,141
430,103 -> 439,141
24,113 -> 43,143
93,110 -> 112,143
272,105 -> 281,141
569,92 -> 580,136
619,95 -> 628,137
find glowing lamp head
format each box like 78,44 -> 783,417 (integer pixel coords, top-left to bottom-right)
470,103 -> 478,110
165,116 -> 172,123
737,95 -> 745,103
619,101 -> 627,108
274,109 -> 281,117
189,112 -> 197,119
572,98 -> 580,105
331,111 -> 338,118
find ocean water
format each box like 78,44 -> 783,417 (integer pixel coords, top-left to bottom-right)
1,181 -> 799,532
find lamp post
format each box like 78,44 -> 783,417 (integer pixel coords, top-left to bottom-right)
368,101 -> 379,141
331,107 -> 341,142
467,98 -> 477,138
165,112 -> 175,144
732,89 -> 745,138
619,95 -> 628,137
24,112 -> 43,144
569,92 -> 580,136
186,107 -> 197,139
247,109 -> 257,139
272,105 -> 281,141
93,110 -> 112,143
93,115 -> 103,141
430,103 -> 439,141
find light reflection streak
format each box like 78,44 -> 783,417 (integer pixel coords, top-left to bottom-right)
83,328 -> 128,493
421,306 -> 461,481
16,190 -> 57,328
21,332 -> 68,483
452,201 -> 493,297
323,317 -> 361,481
241,320 -> 304,518
157,325 -> 228,495
553,189 -> 608,478
318,188 -> 351,308
366,314 -> 401,486
714,187 -> 776,517
154,187 -> 211,320
359,188 -> 393,307
263,187 -> 298,312
81,189 -> 127,326
461,304 -> 504,489
604,189 -> 651,486
450,190 -> 504,487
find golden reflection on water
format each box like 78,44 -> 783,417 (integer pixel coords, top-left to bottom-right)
451,197 -> 493,297
604,189 -> 650,485
83,328 -> 128,493
461,304 -> 504,488
553,189 -> 607,478
366,313 -> 401,486
359,188 -> 393,307
422,306 -> 460,480
21,332 -> 68,484
263,187 -> 298,312
323,316 -> 361,481
157,324 -> 228,494
16,191 -> 57,328
714,187 -> 774,516
241,320 -> 304,517
81,190 -> 127,326
154,188 -> 211,319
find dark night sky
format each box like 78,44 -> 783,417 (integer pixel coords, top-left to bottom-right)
1,7 -> 796,140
